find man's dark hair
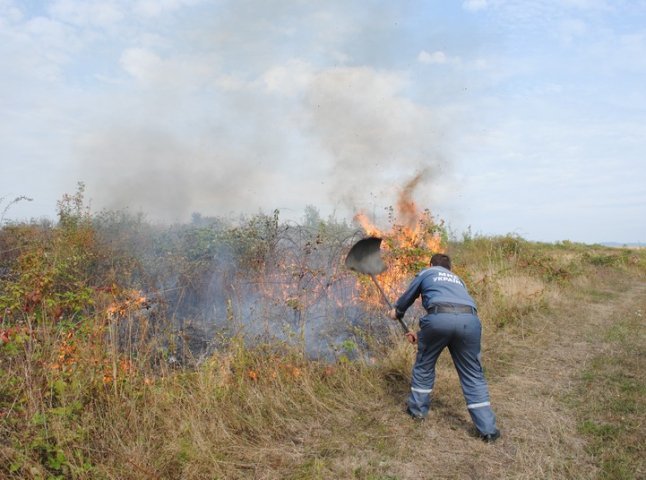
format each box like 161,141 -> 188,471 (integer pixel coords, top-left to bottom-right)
430,253 -> 451,270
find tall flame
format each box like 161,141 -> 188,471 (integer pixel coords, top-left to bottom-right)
352,172 -> 446,307
354,212 -> 381,238
353,172 -> 444,252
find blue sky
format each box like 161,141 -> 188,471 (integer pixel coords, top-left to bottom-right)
1,0 -> 644,243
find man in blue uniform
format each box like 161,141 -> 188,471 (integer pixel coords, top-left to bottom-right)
388,253 -> 500,442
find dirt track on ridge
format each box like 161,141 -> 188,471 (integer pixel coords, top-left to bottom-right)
332,273 -> 645,479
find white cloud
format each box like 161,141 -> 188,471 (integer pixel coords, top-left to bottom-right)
0,0 -> 23,24
119,47 -> 217,89
418,50 -> 447,64
213,73 -> 249,91
560,0 -> 611,10
119,47 -> 163,84
133,0 -> 205,17
24,16 -> 71,52
558,18 -> 587,43
48,0 -> 124,28
418,50 -> 464,67
261,59 -> 314,95
462,0 -> 488,12
0,14 -> 84,83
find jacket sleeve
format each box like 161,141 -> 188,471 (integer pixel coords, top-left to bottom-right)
394,275 -> 423,320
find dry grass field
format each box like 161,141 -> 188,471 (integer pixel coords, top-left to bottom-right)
1,199 -> 644,479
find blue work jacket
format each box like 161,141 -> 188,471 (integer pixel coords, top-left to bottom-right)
394,266 -> 476,319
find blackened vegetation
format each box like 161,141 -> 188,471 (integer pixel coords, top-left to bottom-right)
122,209 -> 380,361
0,196 -> 392,366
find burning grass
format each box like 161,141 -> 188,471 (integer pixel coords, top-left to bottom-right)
1,188 -> 645,478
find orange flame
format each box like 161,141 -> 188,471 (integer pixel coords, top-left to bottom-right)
354,212 -> 382,238
353,172 -> 446,306
106,289 -> 149,319
354,172 -> 445,252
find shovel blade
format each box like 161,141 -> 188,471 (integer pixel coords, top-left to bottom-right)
345,237 -> 387,275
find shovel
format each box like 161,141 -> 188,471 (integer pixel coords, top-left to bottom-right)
345,237 -> 410,334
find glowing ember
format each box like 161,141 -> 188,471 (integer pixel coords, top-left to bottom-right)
106,289 -> 149,319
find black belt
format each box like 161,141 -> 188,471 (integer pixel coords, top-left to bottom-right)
427,304 -> 476,315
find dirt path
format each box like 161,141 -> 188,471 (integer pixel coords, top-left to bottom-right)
333,272 -> 645,479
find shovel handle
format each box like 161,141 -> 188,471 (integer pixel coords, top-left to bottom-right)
369,274 -> 410,334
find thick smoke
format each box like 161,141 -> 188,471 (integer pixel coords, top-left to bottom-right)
304,67 -> 444,212
78,125 -> 285,220
76,2 -> 449,221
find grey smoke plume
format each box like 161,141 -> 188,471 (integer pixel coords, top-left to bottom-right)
77,3 -> 449,221
303,67 -> 444,211
78,125 -> 283,221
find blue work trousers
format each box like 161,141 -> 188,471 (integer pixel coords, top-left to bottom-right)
408,312 -> 498,435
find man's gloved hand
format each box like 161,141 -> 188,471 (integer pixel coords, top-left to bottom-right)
389,309 -> 416,344
404,331 -> 417,344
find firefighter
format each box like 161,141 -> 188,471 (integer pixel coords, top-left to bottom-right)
388,253 -> 500,442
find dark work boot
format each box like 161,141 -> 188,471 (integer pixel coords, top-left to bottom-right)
480,429 -> 500,443
406,407 -> 426,422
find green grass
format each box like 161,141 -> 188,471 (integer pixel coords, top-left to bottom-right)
575,307 -> 645,479
585,289 -> 620,303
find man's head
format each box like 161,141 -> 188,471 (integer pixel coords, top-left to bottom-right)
430,253 -> 451,270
